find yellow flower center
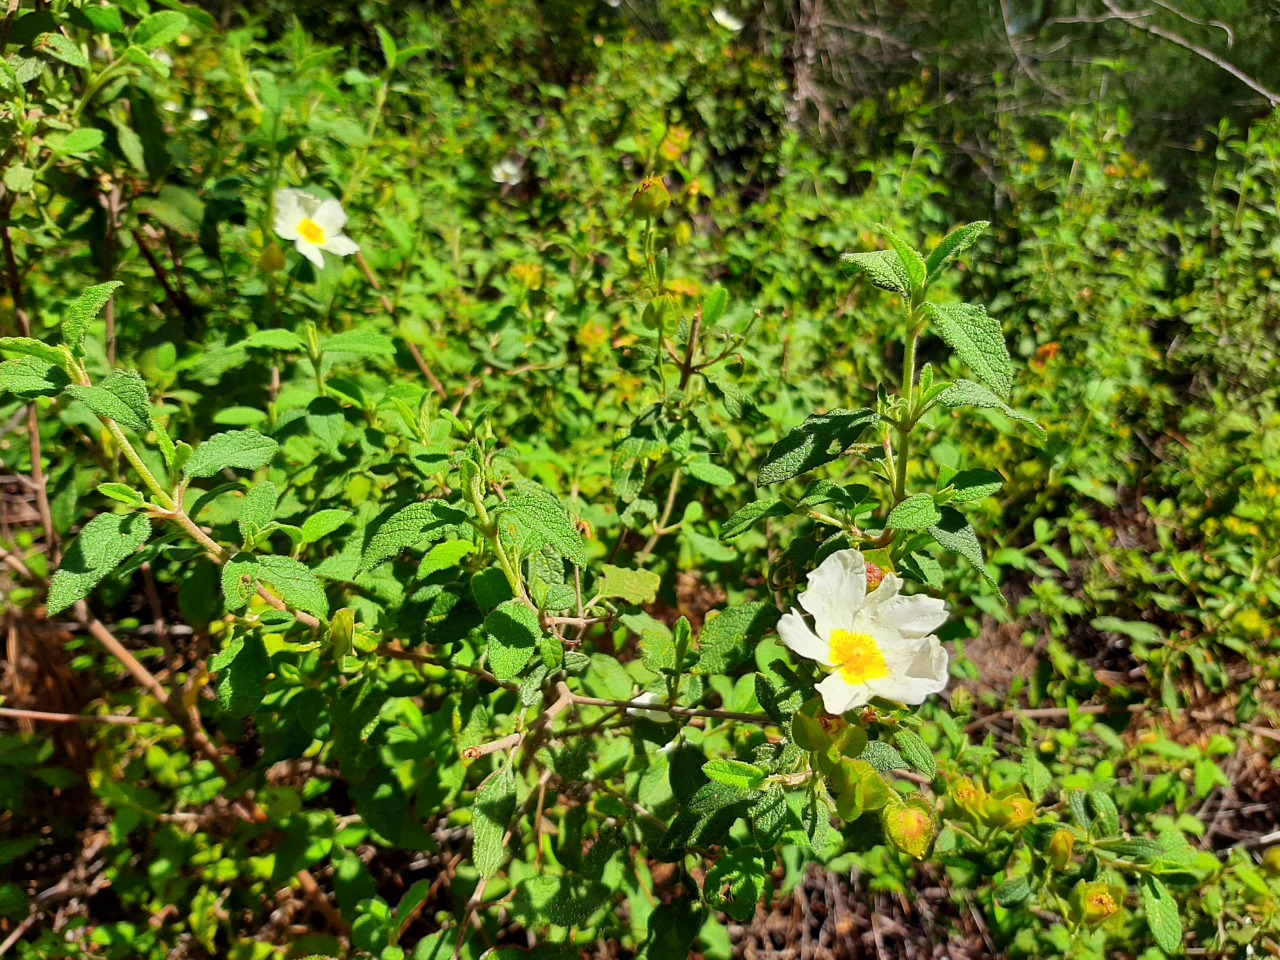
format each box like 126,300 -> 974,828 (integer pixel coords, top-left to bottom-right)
297,218 -> 325,245
828,629 -> 888,685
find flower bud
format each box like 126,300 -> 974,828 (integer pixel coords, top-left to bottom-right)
1070,881 -> 1122,927
1262,846 -> 1280,877
511,262 -> 544,291
1047,828 -> 1076,870
259,242 -> 286,273
328,608 -> 355,658
981,791 -> 1035,829
949,777 -> 986,820
882,798 -> 939,860
631,177 -> 670,220
658,127 -> 691,164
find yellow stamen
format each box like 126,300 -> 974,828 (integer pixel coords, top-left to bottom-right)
829,629 -> 889,685
297,218 -> 325,245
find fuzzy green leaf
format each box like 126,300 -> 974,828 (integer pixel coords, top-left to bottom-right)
894,729 -> 936,778
184,430 -> 279,479
595,564 -> 661,605
66,369 -> 152,433
936,379 -> 1045,438
683,456 -> 734,487
238,482 -> 278,542
36,32 -> 88,68
361,501 -> 466,571
132,11 -> 187,50
720,498 -> 788,541
418,539 -> 476,577
300,509 -> 352,545
751,785 -> 788,849
840,249 -> 910,295
702,759 -> 765,791
485,599 -> 541,682
994,875 -> 1032,907
925,303 -> 1012,399
695,602 -> 780,675
322,330 -> 396,357
493,492 -> 587,568
946,468 -> 1003,503
47,513 -> 151,615
757,408 -> 878,485
511,876 -> 610,929
229,554 -> 329,619
242,329 -> 305,351
61,281 -> 122,351
98,483 -> 146,509
0,356 -> 69,399
928,506 -> 997,589
0,337 -> 68,366
1140,875 -> 1183,954
925,221 -> 989,281
878,224 -> 926,291
886,493 -> 941,531
702,286 -> 728,326
704,848 -> 769,922
472,763 -> 516,879
211,634 -> 268,718
860,740 -> 908,773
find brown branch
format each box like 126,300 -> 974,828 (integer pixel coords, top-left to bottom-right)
964,702 -> 1143,734
130,227 -> 195,322
355,250 -> 447,399
0,707 -> 141,726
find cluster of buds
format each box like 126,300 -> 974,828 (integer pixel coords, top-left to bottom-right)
949,777 -> 1037,831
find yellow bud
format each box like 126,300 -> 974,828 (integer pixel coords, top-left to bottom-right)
631,177 -> 670,220
1262,846 -> 1280,877
949,777 -> 986,819
259,242 -> 286,273
328,608 -> 355,658
1047,828 -> 1076,870
511,262 -> 544,291
658,126 -> 691,164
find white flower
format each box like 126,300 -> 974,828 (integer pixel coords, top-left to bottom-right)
491,158 -> 524,186
627,691 -> 678,724
189,107 -> 209,123
712,7 -> 744,31
272,188 -> 360,270
778,549 -> 950,715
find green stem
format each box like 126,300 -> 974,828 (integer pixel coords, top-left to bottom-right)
894,312 -> 922,504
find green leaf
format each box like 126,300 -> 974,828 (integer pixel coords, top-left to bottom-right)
720,498 -> 788,541
65,369 -> 152,433
924,303 -> 1012,399
1140,875 -> 1183,954
595,564 -> 661,605
1102,839 -> 1165,864
511,876 -> 610,929
374,23 -> 398,69
687,779 -> 754,818
183,430 -> 280,479
683,456 -> 734,487
300,509 -> 352,545
238,482 -> 278,542
45,127 -> 105,158
703,848 -> 769,922
132,11 -> 187,50
946,468 -> 1003,503
695,602 -> 780,675
886,493 -> 941,531
493,492 -> 587,568
47,513 -> 151,615
361,501 -> 466,571
757,408 -> 878,485
1021,751 -> 1053,802
0,336 -> 67,365
472,762 -> 516,878
36,32 -> 88,68
0,356 -> 69,399
485,600 -> 541,682
925,221 -> 989,281
99,483 -> 146,509
211,633 -> 268,718
223,554 -> 328,619
702,759 -> 765,790
935,379 -> 1045,438
840,249 -> 909,295
928,507 -> 996,589
243,329 -> 306,351
322,330 -> 396,358
418,539 -> 476,578
702,286 -> 728,326
751,785 -> 788,849
1088,788 -> 1120,836
894,728 -> 936,778
2,164 -> 34,194
61,281 -> 122,351
859,740 -> 908,773
994,875 -> 1032,907
877,224 -> 926,291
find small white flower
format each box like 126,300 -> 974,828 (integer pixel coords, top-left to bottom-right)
627,691 -> 678,724
272,188 -> 360,270
491,158 -> 524,186
189,107 -> 210,123
712,7 -> 744,31
778,549 -> 950,715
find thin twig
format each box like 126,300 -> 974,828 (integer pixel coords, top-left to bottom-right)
964,702 -> 1143,734
0,707 -> 141,726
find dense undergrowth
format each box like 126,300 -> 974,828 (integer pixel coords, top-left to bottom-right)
2,1 -> 1279,958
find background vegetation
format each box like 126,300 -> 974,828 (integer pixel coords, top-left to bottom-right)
2,1 -> 1279,958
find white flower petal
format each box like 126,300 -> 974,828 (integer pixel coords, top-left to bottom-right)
712,7 -> 744,31
868,637 -> 949,704
798,549 -> 865,639
874,590 -> 949,638
816,672 -> 869,714
296,240 -> 325,269
312,199 -> 347,233
273,190 -> 304,240
778,609 -> 831,665
627,691 -> 677,724
320,234 -> 360,257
